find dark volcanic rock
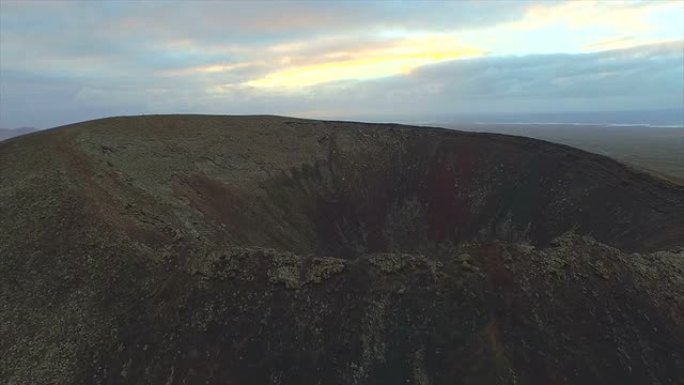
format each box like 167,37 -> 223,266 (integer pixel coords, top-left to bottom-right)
1,115 -> 683,384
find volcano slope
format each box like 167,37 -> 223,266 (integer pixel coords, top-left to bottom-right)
1,115 -> 683,384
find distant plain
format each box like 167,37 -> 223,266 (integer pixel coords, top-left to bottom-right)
440,123 -> 684,184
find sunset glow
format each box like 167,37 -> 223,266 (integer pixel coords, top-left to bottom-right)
246,37 -> 483,89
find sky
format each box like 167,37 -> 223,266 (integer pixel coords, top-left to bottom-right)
0,0 -> 683,128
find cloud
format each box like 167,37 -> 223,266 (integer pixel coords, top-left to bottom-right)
0,1 -> 530,81
327,40 -> 684,118
42,40 -> 682,120
2,38 -> 682,127
245,34 -> 484,89
0,1 -> 682,127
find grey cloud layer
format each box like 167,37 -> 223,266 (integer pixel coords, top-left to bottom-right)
3,39 -> 680,128
0,1 -> 682,127
312,41 -> 684,120
0,1 -> 531,70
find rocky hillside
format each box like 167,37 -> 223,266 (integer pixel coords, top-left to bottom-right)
1,115 -> 683,384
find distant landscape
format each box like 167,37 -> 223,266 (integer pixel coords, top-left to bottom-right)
0,127 -> 36,141
438,123 -> 684,184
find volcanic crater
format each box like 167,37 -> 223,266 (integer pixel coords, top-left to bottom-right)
1,115 -> 683,384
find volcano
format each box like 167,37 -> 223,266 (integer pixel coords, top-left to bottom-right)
2,115 -> 683,384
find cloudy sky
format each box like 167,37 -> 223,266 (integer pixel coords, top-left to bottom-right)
1,0 -> 683,128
